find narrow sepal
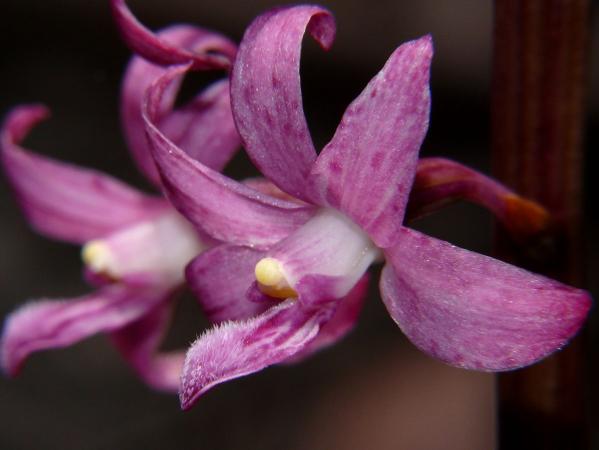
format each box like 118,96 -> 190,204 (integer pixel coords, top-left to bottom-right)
110,0 -> 236,70
1,105 -> 166,244
231,5 -> 335,201
307,36 -> 432,248
406,157 -> 550,241
1,277 -> 173,376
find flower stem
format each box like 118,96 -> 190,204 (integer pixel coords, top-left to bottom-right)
491,0 -> 590,448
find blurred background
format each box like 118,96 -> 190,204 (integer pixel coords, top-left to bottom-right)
0,1 -> 597,449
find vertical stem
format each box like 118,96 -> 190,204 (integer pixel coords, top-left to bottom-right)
492,0 -> 590,448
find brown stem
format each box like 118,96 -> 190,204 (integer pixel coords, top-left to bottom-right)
492,0 -> 590,449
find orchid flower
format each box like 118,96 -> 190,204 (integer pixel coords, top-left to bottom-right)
141,5 -> 591,409
0,22 -> 240,391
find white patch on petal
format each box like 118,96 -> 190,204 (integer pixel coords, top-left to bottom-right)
266,208 -> 381,298
82,210 -> 205,284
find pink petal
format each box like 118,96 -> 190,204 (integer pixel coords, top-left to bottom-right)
307,36 -> 432,248
1,105 -> 167,244
1,276 -> 172,376
230,5 -> 335,201
144,65 -> 316,249
406,158 -> 550,240
111,300 -> 184,392
286,274 -> 369,363
185,245 -> 276,323
121,27 -> 240,186
380,227 -> 592,370
179,300 -> 332,409
158,80 -> 239,172
110,0 -> 236,70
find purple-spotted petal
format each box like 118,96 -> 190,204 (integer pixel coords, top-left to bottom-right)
307,36 -> 432,248
1,105 -> 167,244
180,300 -> 333,409
121,29 -> 239,185
286,274 -> 369,363
1,277 -> 172,376
231,5 -> 335,201
406,158 -> 550,240
185,245 -> 276,323
111,299 -> 184,392
110,0 -> 236,70
380,227 -> 592,370
144,65 -> 315,248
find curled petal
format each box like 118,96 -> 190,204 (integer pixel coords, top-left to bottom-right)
231,5 -> 335,201
1,276 -> 172,376
180,300 -> 332,409
380,227 -> 592,370
121,29 -> 240,185
307,36 -> 432,248
144,65 -> 315,249
406,158 -> 550,240
110,0 -> 236,70
185,245 -> 276,323
1,105 -> 166,244
111,300 -> 184,392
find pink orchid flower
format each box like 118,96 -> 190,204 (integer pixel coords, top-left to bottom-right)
0,22 -> 239,391
141,5 -> 591,409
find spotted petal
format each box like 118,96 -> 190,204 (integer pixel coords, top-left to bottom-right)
144,65 -> 315,249
1,276 -> 172,376
180,300 -> 332,409
1,105 -> 166,244
380,227 -> 592,370
231,5 -> 335,201
110,0 -> 236,70
307,36 -> 432,248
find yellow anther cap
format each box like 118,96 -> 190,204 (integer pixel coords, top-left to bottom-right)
81,240 -> 113,275
254,257 -> 297,299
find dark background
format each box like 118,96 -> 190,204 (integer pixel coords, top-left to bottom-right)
0,1 -> 597,449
